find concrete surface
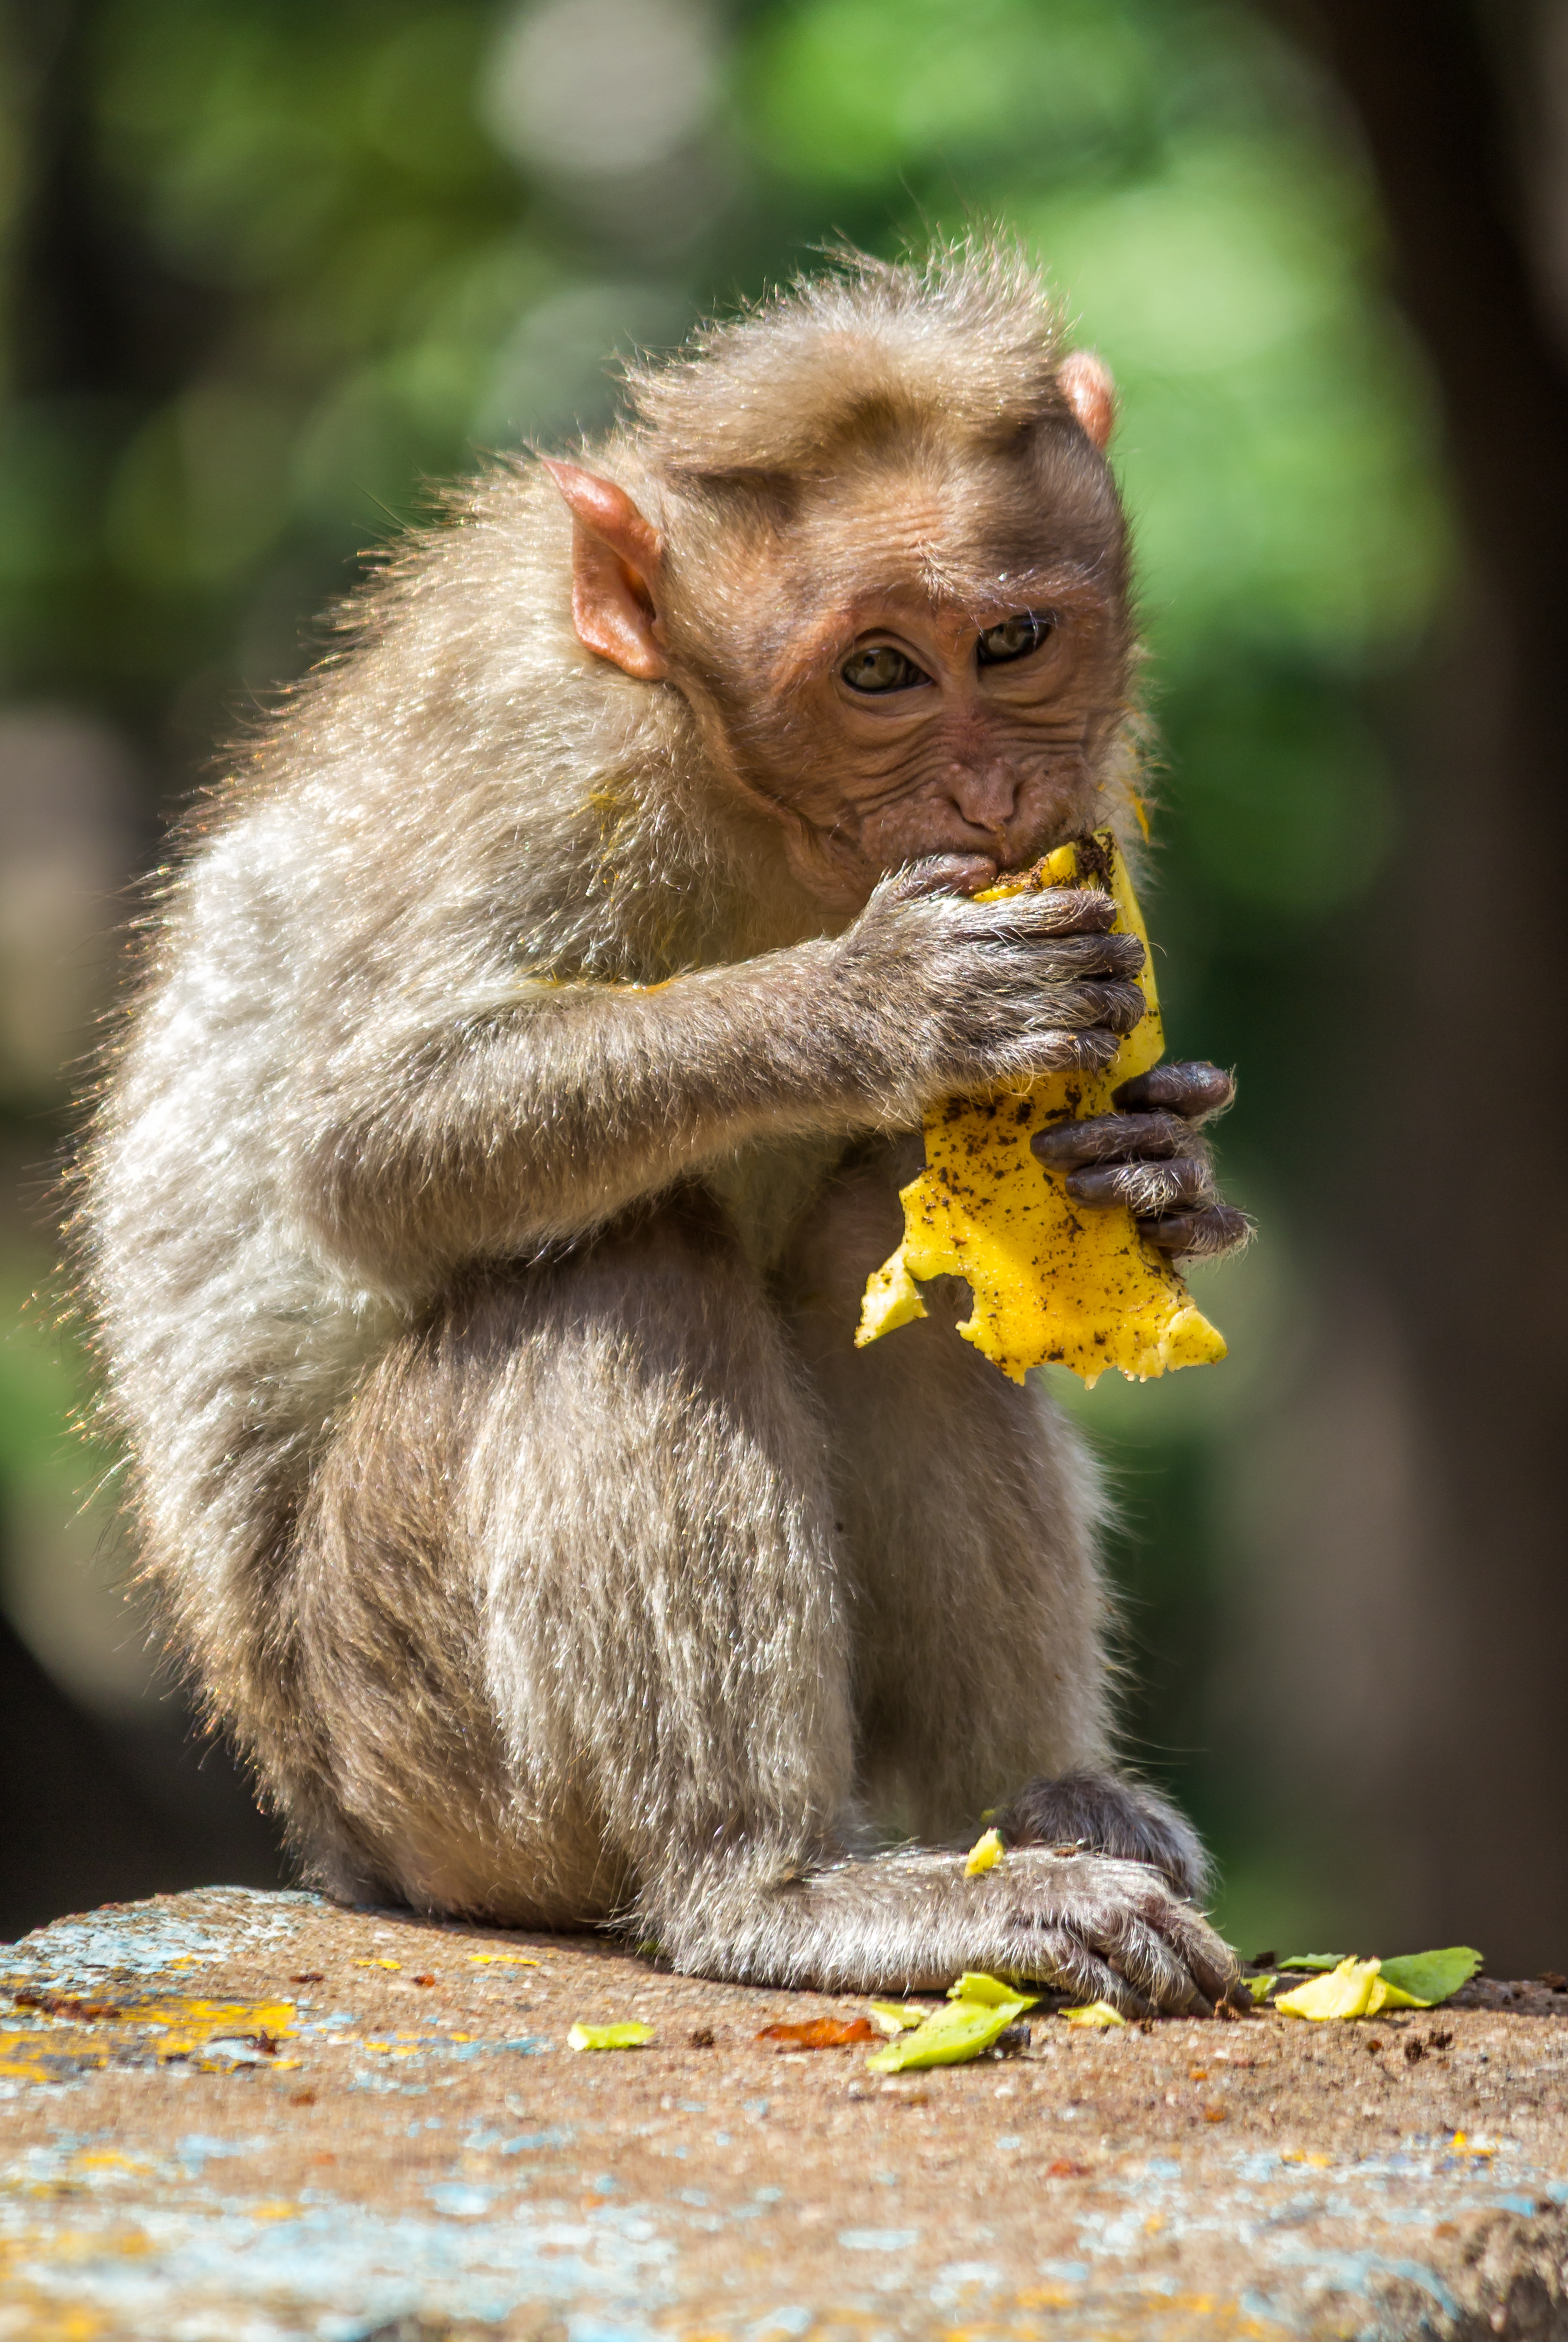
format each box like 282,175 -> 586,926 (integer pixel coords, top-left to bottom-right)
1,1887 -> 1565,2340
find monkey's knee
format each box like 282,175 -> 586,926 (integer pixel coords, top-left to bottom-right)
993,1769 -> 1210,1903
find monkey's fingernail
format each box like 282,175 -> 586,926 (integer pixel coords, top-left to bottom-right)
1031,1127 -> 1091,1166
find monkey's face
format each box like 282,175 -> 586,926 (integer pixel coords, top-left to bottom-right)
680,434 -> 1132,915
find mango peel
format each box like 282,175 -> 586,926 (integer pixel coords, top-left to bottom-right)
856,830 -> 1226,1387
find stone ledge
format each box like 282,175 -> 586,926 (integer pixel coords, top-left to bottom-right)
1,1887 -> 1565,2341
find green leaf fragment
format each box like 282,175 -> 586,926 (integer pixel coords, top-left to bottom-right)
566,2021 -> 654,2051
867,1973 -> 1039,2072
1246,1973 -> 1278,2001
1276,1954 -> 1348,1971
1377,1948 -> 1482,2007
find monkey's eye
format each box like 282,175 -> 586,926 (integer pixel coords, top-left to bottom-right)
841,643 -> 929,693
976,613 -> 1053,666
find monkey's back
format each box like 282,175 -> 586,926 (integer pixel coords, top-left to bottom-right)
81,452 -> 829,1704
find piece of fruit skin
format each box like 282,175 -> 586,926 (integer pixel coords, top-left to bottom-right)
566,2020 -> 654,2050
869,2002 -> 928,2035
964,1827 -> 1004,1876
947,1970 -> 1023,2005
865,1984 -> 1039,2073
855,830 -> 1227,1388
1273,1958 -> 1423,2022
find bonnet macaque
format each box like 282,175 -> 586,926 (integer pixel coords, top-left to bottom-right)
86,246 -> 1245,2013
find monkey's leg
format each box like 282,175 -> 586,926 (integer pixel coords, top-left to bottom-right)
292,1187 -> 1229,2008
288,1188 -> 857,1926
782,1147 -> 1214,1904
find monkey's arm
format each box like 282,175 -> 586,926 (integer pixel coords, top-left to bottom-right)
292,881 -> 1146,1287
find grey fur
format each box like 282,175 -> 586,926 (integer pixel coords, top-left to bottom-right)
79,244 -> 1235,2012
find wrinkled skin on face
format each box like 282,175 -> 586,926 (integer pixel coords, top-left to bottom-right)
660,421 -> 1131,914
544,381 -> 1243,1265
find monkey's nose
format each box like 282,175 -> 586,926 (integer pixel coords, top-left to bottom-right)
948,764 -> 1021,835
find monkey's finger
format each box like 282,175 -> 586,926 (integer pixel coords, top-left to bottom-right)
994,887 -> 1137,947
1114,1060 -> 1235,1123
1016,978 -> 1147,1037
989,1028 -> 1123,1081
1138,1203 -> 1253,1260
1008,1926 -> 1157,2019
1031,1110 -> 1190,1170
887,853 -> 1004,900
1065,1157 -> 1213,1215
1153,1900 -> 1241,2009
1093,1908 -> 1211,2015
977,932 -> 1145,983
1106,1870 -> 1239,2005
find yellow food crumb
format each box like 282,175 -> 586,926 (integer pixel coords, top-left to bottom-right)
567,2020 -> 655,2051
964,1827 -> 1004,1876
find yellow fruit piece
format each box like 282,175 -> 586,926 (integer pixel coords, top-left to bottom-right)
856,830 -> 1227,1389
947,1970 -> 1021,2006
567,2020 -> 654,2051
869,2001 -> 928,2034
1273,1956 -> 1423,2022
964,1827 -> 1004,1876
1061,2000 -> 1127,2028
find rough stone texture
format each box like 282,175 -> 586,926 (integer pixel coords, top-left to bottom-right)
0,1888 -> 1565,2340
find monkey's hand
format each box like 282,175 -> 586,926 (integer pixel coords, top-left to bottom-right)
651,1842 -> 1239,2014
1030,1060 -> 1251,1261
836,861 -> 1148,1116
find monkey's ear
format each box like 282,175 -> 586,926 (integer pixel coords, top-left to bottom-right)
542,459 -> 668,681
1057,350 -> 1117,453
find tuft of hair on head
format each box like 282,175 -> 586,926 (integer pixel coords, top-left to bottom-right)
622,235 -> 1078,481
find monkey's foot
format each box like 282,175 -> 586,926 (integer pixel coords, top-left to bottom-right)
993,1769 -> 1210,1904
638,1844 -> 1237,2016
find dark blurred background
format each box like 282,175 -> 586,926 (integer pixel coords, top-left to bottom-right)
1,0 -> 1564,1970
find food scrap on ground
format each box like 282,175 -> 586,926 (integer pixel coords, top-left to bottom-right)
755,2016 -> 879,2050
1263,1948 -> 1482,2021
856,829 -> 1228,1386
1061,2000 -> 1129,2029
565,2019 -> 654,2051
864,1971 -> 1039,2073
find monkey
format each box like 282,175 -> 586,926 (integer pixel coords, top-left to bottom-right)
82,243 -> 1248,2015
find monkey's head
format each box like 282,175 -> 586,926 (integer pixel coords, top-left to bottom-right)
545,247 -> 1133,915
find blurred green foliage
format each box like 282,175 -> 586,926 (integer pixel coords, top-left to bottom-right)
0,0 -> 1450,1937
